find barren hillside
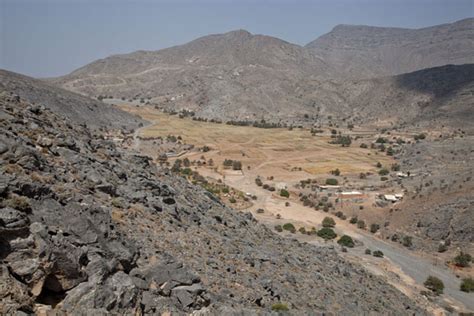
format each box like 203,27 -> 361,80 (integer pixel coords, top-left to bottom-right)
0,70 -> 145,130
306,18 -> 474,78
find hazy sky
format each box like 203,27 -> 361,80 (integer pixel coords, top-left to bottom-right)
1,0 -> 472,78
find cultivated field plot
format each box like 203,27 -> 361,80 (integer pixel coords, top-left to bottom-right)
120,105 -> 393,181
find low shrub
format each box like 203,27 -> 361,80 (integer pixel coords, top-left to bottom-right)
282,223 -> 296,232
337,235 -> 355,248
424,276 -> 444,295
460,278 -> 474,293
370,223 -> 380,234
317,227 -> 337,240
271,303 -> 289,311
280,189 -> 290,198
322,217 -> 336,228
454,252 -> 472,267
373,250 -> 384,258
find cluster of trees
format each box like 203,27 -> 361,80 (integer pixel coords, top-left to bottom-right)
226,119 -> 287,129
223,159 -> 242,170
192,117 -> 223,124
329,135 -> 352,147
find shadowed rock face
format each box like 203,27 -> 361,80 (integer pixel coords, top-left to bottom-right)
0,69 -> 146,130
0,92 -> 426,314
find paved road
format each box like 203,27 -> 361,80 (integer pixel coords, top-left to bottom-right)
348,231 -> 474,312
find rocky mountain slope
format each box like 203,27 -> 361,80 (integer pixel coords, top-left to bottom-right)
0,69 -> 145,130
51,30 -> 335,122
49,19 -> 473,127
306,18 -> 474,78
341,64 -> 474,129
0,91 -> 428,313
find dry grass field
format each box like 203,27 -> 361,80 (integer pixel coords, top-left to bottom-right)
120,105 -> 394,182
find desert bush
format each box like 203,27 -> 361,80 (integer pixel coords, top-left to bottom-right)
370,223 -> 380,234
454,252 -> 472,267
373,250 -> 384,258
282,223 -> 296,232
274,225 -> 283,232
280,189 -> 290,198
460,278 -> 474,292
337,235 -> 355,248
365,249 -> 372,255
255,177 -> 263,186
424,276 -> 444,295
298,227 -> 306,234
402,236 -> 413,248
376,162 -> 382,168
232,160 -> 242,170
414,133 -> 426,141
357,220 -> 366,229
330,168 -> 341,176
6,194 -> 31,212
256,208 -> 264,214
360,143 -> 368,149
229,197 -> 236,203
322,217 -> 336,228
325,178 -> 338,185
271,303 -> 289,311
349,216 -> 358,224
317,227 -> 337,240
378,168 -> 389,176
438,243 -> 448,253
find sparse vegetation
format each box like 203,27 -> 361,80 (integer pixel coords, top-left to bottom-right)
280,189 -> 290,198
325,178 -> 338,185
322,217 -> 336,228
453,252 -> 472,267
370,223 -> 380,234
460,278 -> 474,293
271,303 -> 289,311
373,250 -> 384,258
424,276 -> 444,295
337,235 -> 355,248
282,223 -> 296,233
317,227 -> 337,240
